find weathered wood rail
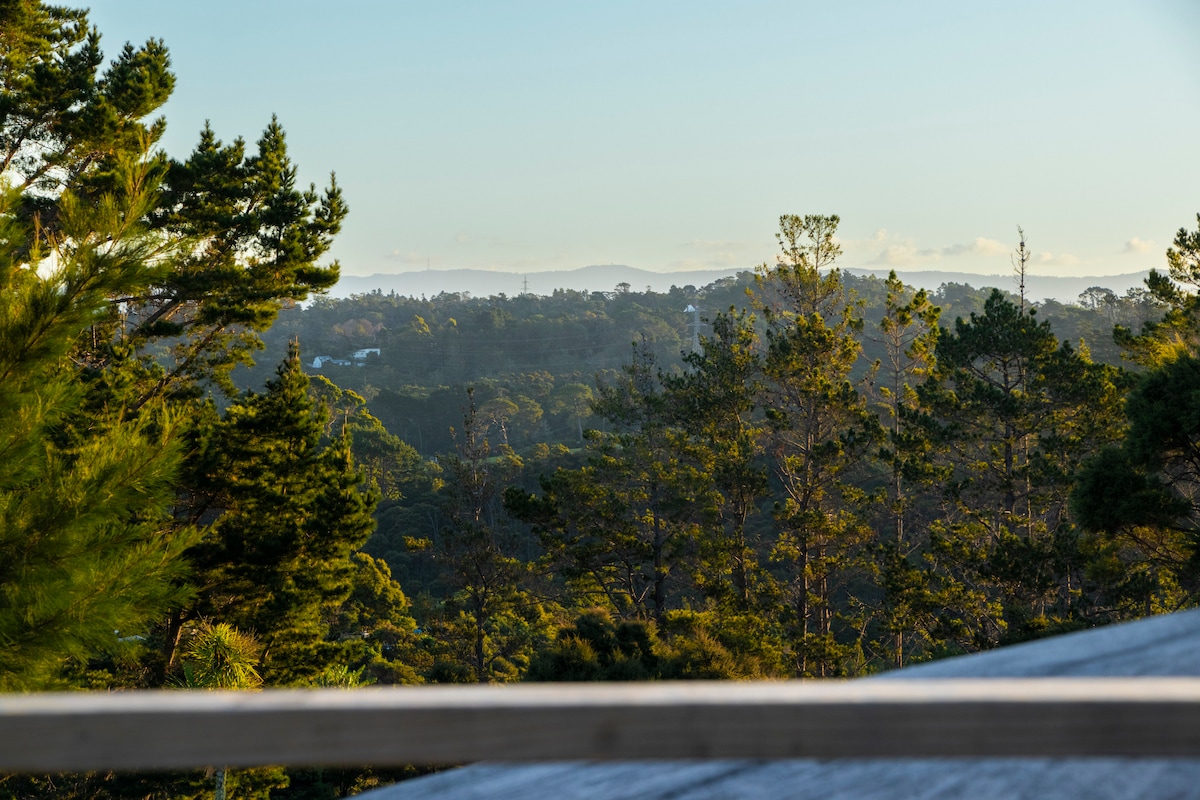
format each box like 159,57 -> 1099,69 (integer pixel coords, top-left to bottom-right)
3,679 -> 1200,773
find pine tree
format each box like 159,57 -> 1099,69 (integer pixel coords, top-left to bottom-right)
1115,213 -> 1200,367
183,345 -> 378,685
430,389 -> 550,683
663,308 -> 768,614
1,1 -> 174,203
509,343 -> 714,626
135,117 -> 346,399
0,161 -> 197,689
2,2 -> 346,404
869,271 -> 943,668
753,214 -> 879,677
917,282 -> 1124,646
1074,214 -> 1200,610
525,609 -> 664,682
2,2 -> 356,688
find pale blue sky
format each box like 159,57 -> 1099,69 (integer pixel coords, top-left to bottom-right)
87,1 -> 1200,278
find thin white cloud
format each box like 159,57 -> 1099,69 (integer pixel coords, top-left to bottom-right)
945,237 -> 1012,256
1124,237 -> 1154,253
873,243 -> 922,267
868,235 -> 1010,266
837,229 -> 888,254
1035,252 -> 1081,267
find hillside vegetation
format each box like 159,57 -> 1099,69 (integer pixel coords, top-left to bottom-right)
2,3 -> 1198,797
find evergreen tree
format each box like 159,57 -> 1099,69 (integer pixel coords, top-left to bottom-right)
526,609 -> 663,682
1072,361 -> 1199,612
509,343 -> 714,625
182,345 -> 378,685
869,271 -> 943,668
548,382 -> 595,444
874,271 -> 941,546
663,308 -> 768,614
309,374 -> 425,504
2,1 -> 356,688
0,164 -> 195,690
326,552 -> 424,685
753,214 -> 879,677
917,281 -> 1124,646
428,390 -> 550,683
2,1 -> 345,404
1115,213 -> 1200,367
654,307 -> 786,675
526,609 -> 762,682
1074,214 -> 1200,610
136,117 -> 346,399
1,1 -> 174,203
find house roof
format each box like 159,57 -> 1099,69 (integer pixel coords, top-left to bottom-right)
359,609 -> 1200,799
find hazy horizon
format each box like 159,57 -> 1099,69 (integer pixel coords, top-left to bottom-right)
355,260 -> 1157,279
88,2 -> 1200,280
329,262 -> 1155,304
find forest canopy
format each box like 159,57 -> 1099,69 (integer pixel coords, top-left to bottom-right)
2,2 -> 1199,797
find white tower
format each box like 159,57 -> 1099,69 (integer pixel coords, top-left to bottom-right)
684,305 -> 707,355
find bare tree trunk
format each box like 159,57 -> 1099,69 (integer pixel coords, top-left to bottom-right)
653,509 -> 666,625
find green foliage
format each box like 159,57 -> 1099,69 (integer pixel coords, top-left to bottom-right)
7,5 -> 1197,767
1115,214 -> 1200,366
528,609 -> 775,681
526,609 -> 663,681
509,342 -> 718,625
183,347 -> 379,685
863,272 -> 942,668
548,381 -> 596,443
326,552 -> 424,685
119,116 -> 346,401
1069,215 -> 1200,613
503,219 -> 1161,678
0,1 -> 173,201
1072,357 -> 1200,606
424,390 -> 552,682
2,1 -> 347,405
753,214 -> 879,676
0,169 -> 196,691
916,277 -> 1125,646
0,6 -> 428,795
665,308 -> 769,613
175,621 -> 262,690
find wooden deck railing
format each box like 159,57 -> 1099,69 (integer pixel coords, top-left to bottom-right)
3,679 -> 1200,773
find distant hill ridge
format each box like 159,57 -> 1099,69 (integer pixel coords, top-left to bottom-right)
332,265 -> 1154,304
845,268 -> 1154,304
332,265 -> 738,300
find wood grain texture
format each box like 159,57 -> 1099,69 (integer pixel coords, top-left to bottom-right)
362,760 -> 1200,800
362,608 -> 1200,800
4,678 -> 1200,772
